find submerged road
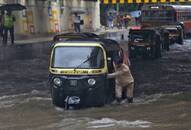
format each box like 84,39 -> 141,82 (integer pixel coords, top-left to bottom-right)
0,33 -> 191,130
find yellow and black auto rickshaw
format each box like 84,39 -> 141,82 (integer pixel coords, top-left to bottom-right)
49,33 -> 127,109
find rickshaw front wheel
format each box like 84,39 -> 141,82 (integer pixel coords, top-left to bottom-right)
51,87 -> 65,107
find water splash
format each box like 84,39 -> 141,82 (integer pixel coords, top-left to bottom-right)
0,90 -> 50,108
134,92 -> 183,104
87,118 -> 152,129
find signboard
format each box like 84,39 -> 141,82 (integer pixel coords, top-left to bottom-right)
101,0 -> 191,4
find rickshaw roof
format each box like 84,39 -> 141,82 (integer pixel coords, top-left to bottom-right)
58,32 -> 100,38
53,32 -> 100,41
54,38 -> 121,52
129,29 -> 156,33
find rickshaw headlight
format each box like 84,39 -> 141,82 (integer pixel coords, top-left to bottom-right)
53,78 -> 62,86
146,47 -> 151,50
131,46 -> 135,50
88,78 -> 96,86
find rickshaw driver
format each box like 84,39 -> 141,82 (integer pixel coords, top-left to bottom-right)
107,58 -> 134,104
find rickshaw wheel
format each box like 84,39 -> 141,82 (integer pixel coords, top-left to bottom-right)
51,87 -> 64,107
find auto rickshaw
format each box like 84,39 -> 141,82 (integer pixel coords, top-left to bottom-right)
128,28 -> 162,59
49,36 -> 126,109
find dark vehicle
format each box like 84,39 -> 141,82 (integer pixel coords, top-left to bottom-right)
128,28 -> 162,59
53,32 -> 100,42
161,26 -> 183,45
49,37 -> 127,109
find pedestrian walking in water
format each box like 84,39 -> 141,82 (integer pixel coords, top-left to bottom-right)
73,13 -> 81,32
3,10 -> 15,45
107,58 -> 134,104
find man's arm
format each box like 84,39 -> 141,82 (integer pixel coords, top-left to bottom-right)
107,64 -> 129,79
107,70 -> 124,79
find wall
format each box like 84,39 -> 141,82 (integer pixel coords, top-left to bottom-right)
0,0 -> 101,34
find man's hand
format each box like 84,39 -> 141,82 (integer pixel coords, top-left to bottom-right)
107,73 -> 113,79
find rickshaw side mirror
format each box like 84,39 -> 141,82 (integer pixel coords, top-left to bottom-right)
107,57 -> 111,60
107,57 -> 111,62
107,57 -> 112,67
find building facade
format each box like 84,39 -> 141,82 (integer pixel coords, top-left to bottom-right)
0,0 -> 101,35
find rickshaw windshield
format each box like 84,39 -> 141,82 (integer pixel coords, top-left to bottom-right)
52,46 -> 104,69
130,31 -> 153,42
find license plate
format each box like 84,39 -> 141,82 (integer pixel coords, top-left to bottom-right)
70,80 -> 77,86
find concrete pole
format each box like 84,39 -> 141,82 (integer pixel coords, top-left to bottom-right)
34,0 -> 49,33
91,0 -> 101,31
0,0 -> 5,4
61,0 -> 73,31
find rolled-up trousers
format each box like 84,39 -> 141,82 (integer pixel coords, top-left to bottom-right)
115,82 -> 134,99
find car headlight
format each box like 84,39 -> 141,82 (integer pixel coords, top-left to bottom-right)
53,78 -> 62,86
88,78 -> 96,86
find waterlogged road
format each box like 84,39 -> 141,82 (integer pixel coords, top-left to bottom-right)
0,37 -> 191,130
0,91 -> 190,130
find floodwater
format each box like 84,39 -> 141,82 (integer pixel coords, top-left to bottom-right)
0,36 -> 191,130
